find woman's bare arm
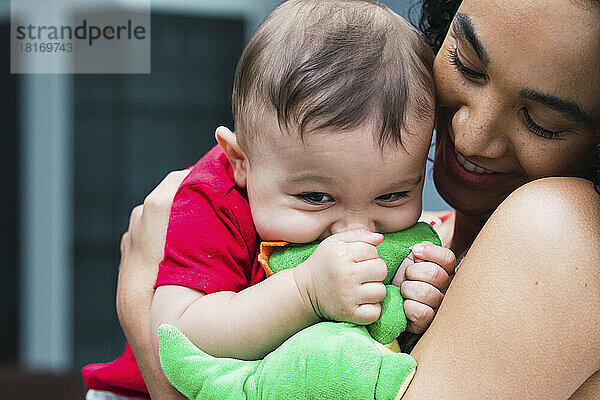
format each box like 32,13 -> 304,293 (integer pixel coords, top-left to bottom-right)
403,177 -> 600,399
116,170 -> 190,400
569,371 -> 600,400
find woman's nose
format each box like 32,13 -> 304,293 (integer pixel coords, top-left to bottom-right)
452,102 -> 510,159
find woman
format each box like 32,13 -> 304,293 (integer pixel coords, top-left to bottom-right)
117,0 -> 600,398
402,0 -> 600,397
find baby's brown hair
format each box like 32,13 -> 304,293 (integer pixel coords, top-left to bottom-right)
232,0 -> 435,154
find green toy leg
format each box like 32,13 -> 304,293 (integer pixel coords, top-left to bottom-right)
158,322 -> 416,400
367,285 -> 407,345
158,324 -> 260,400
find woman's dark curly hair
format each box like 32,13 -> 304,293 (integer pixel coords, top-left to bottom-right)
418,0 -> 600,195
418,0 -> 461,54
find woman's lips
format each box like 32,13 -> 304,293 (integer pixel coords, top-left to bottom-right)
442,133 -> 512,188
454,149 -> 495,174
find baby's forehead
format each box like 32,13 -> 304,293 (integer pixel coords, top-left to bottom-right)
270,135 -> 425,194
255,119 -> 429,169
251,106 -> 431,151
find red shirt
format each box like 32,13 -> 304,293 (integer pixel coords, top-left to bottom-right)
155,144 -> 264,292
82,145 -> 265,397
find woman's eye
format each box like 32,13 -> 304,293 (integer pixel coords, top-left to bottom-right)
521,108 -> 563,140
447,46 -> 487,83
298,192 -> 334,204
376,192 -> 409,203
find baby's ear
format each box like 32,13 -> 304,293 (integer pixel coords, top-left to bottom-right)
215,126 -> 248,188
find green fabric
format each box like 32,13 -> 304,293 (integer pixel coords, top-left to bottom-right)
159,322 -> 417,400
368,284 -> 405,344
158,222 -> 440,399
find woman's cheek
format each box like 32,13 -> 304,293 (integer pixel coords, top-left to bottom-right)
517,142 -> 581,179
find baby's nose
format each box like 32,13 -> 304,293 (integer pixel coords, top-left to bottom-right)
330,217 -> 376,235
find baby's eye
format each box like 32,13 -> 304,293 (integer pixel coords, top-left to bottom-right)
298,192 -> 334,204
376,192 -> 409,203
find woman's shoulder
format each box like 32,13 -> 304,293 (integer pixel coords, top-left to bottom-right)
493,177 -> 600,244
505,177 -> 599,218
515,176 -> 598,195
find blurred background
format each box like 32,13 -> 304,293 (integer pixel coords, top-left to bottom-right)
1,0 -> 449,398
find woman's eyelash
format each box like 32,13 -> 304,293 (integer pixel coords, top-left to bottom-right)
521,108 -> 563,140
447,47 -> 488,82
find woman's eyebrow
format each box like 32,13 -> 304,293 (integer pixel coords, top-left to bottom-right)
520,88 -> 597,127
452,13 -> 489,68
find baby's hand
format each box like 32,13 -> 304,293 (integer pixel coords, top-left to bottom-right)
392,241 -> 456,334
294,230 -> 387,325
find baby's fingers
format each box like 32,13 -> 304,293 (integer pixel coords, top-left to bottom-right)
346,281 -> 386,325
400,280 -> 443,309
405,261 -> 451,292
357,281 -> 387,304
411,242 -> 456,275
351,303 -> 382,325
332,229 -> 384,246
403,299 -> 435,334
354,258 -> 388,283
345,241 -> 380,263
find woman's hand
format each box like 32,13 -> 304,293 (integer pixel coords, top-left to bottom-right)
116,170 -> 189,400
392,241 -> 456,334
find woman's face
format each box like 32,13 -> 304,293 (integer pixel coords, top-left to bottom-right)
432,0 -> 600,218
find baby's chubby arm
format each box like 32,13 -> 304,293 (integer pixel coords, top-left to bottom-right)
150,229 -> 388,361
392,241 -> 456,334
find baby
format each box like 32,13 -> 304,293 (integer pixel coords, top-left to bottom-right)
83,0 -> 455,398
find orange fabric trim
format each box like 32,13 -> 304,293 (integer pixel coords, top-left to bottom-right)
258,241 -> 289,276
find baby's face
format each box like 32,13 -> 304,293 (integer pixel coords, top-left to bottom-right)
244,113 -> 434,243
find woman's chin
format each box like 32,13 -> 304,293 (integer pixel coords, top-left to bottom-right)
433,170 -> 496,218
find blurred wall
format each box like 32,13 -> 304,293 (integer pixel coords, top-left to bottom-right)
72,12 -> 246,367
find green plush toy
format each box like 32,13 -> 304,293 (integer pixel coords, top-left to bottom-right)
158,222 -> 440,400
